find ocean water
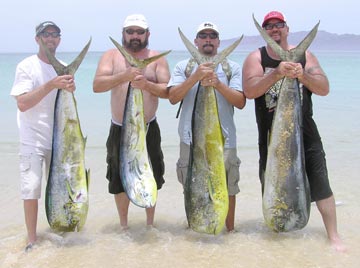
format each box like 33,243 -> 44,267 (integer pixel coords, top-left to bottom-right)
0,49 -> 359,267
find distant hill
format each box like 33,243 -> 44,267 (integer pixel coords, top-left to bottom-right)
222,31 -> 360,51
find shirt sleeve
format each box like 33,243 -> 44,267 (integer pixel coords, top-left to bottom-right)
167,60 -> 188,88
10,63 -> 34,97
228,60 -> 242,91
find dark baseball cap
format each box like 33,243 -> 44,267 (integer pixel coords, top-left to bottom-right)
36,21 -> 61,36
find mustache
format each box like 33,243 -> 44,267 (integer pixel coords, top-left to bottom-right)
130,39 -> 141,44
203,44 -> 214,49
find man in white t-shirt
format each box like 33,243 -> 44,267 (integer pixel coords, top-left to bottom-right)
10,21 -> 76,252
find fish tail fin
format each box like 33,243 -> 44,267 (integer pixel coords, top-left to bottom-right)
66,38 -> 92,75
109,36 -> 170,68
40,38 -> 92,75
253,13 -> 319,62
178,27 -> 243,66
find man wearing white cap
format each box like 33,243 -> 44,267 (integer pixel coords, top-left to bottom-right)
168,22 -> 246,232
93,14 -> 170,229
242,11 -> 345,251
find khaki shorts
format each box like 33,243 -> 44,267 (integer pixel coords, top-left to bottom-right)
176,142 -> 241,195
19,145 -> 51,199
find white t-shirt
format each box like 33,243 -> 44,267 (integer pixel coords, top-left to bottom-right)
168,58 -> 242,148
10,55 -> 58,150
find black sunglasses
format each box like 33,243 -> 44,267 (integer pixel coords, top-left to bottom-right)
197,32 -> 218,39
264,22 -> 286,30
125,28 -> 146,35
40,32 -> 61,38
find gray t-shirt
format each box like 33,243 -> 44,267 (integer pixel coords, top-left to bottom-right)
168,58 -> 242,148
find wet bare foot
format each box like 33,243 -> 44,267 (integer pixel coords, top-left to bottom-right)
24,242 -> 35,253
330,237 -> 347,253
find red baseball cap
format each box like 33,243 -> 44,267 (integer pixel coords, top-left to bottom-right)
262,11 -> 286,27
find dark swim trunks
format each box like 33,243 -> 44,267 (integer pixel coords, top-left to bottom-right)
105,119 -> 165,194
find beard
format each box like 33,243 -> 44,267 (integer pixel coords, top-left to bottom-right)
122,37 -> 149,52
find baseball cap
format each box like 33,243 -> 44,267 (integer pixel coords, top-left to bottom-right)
196,21 -> 219,35
262,11 -> 286,27
123,14 -> 148,29
36,21 -> 61,36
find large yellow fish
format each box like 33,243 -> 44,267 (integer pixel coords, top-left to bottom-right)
253,15 -> 317,232
109,37 -> 170,208
43,39 -> 91,232
178,29 -> 242,234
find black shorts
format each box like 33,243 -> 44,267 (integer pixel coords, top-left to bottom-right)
259,140 -> 333,202
106,119 -> 165,194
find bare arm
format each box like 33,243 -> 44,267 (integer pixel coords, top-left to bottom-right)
243,49 -> 329,99
92,50 -> 136,93
16,74 -> 75,112
242,50 -> 284,99
297,51 -> 329,96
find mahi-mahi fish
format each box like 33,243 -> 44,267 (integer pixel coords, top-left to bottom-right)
178,28 -> 243,234
43,39 -> 91,232
253,15 -> 320,232
109,37 -> 171,208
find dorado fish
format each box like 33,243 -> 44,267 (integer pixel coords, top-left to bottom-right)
253,15 -> 319,232
109,37 -> 171,208
178,29 -> 243,234
43,39 -> 91,232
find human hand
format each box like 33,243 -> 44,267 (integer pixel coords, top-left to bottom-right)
277,62 -> 303,79
201,73 -> 219,88
53,75 -> 76,92
131,74 -> 148,90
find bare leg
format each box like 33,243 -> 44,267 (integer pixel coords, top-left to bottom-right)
226,195 -> 236,232
145,206 -> 156,227
24,199 -> 38,245
114,193 -> 130,229
316,195 -> 346,252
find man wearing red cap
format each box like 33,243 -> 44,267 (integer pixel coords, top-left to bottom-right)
242,11 -> 345,251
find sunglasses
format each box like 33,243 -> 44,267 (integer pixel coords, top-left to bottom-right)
40,32 -> 61,38
125,28 -> 146,35
264,22 -> 286,30
197,32 -> 218,39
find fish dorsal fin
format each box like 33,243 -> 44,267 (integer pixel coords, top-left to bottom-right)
178,27 -> 243,68
109,37 -> 171,69
253,14 -> 319,62
40,38 -> 92,75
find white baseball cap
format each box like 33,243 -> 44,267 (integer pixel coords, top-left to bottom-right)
196,21 -> 219,35
123,14 -> 149,29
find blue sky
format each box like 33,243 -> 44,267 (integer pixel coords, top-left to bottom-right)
1,0 -> 358,52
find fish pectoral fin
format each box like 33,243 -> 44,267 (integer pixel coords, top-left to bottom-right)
65,180 -> 87,203
207,177 -> 215,202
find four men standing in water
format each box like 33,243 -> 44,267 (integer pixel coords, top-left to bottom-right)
12,11 -> 344,252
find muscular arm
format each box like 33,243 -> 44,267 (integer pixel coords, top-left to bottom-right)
297,51 -> 329,96
243,49 -> 329,99
92,50 -> 132,93
242,50 -> 283,99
